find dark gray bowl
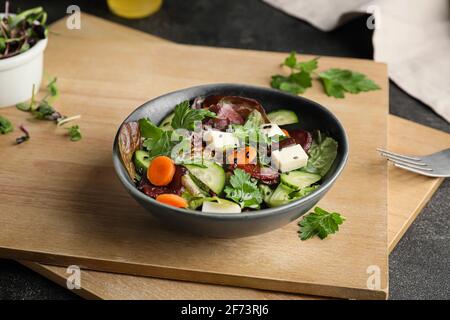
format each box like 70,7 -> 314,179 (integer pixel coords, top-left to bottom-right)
113,84 -> 348,238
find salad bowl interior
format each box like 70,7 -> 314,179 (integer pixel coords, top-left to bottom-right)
113,84 -> 348,238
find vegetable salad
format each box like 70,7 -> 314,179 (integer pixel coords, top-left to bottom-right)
118,95 -> 338,213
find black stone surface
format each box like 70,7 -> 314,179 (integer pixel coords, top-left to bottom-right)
0,0 -> 448,300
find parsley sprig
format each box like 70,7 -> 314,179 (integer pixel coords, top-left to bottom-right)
298,207 -> 345,240
224,169 -> 263,209
271,51 -> 319,94
271,51 -> 380,98
171,100 -> 215,131
319,68 -> 381,98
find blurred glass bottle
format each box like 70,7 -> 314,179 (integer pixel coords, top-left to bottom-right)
107,0 -> 162,19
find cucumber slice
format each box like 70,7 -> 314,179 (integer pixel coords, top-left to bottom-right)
181,174 -> 209,197
159,112 -> 174,131
184,161 -> 226,194
267,184 -> 294,207
280,171 -> 321,190
133,150 -> 151,174
267,109 -> 299,125
202,199 -> 241,213
258,184 -> 274,204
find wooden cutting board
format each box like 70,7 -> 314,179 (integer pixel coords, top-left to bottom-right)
0,14 -> 388,299
20,116 -> 449,300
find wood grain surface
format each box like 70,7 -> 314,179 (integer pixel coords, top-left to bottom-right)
0,14 -> 388,299
21,115 -> 449,300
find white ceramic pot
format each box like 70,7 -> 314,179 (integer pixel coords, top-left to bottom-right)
0,20 -> 48,108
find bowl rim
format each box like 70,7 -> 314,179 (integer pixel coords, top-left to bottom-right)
112,83 -> 349,220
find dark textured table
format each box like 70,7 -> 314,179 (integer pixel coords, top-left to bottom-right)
1,0 -> 448,300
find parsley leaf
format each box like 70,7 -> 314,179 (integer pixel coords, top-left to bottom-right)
67,125 -> 82,141
319,68 -> 380,98
0,115 -> 13,134
143,130 -> 174,158
171,100 -> 215,131
298,207 -> 345,240
271,51 -> 319,95
139,118 -> 163,140
224,169 -> 263,209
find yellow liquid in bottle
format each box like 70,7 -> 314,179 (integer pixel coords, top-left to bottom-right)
107,0 -> 163,19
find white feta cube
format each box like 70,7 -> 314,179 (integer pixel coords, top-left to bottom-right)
203,130 -> 240,149
260,123 -> 286,137
271,144 -> 308,172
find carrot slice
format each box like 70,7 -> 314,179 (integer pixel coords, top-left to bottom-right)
227,146 -> 257,165
147,156 -> 176,186
281,129 -> 290,137
156,194 -> 188,208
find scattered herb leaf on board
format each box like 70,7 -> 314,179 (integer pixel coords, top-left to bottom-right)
298,207 -> 345,240
270,51 -> 319,94
271,52 -> 380,98
67,125 -> 82,141
0,115 -> 13,134
14,77 -> 83,142
319,68 -> 381,98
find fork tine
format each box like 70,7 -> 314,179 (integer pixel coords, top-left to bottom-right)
393,163 -> 436,176
387,158 -> 434,171
377,148 -> 421,161
380,153 -> 427,166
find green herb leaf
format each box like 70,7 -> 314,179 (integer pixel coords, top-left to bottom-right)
16,102 -> 31,111
138,118 -> 163,140
271,52 -> 319,95
224,168 -> 263,209
298,207 -> 345,240
31,101 -> 59,120
319,68 -> 380,98
143,130 -> 174,158
302,132 -> 338,177
46,77 -> 59,100
296,58 -> 319,73
171,100 -> 216,131
0,115 -> 14,134
67,125 -> 82,141
283,51 -> 297,69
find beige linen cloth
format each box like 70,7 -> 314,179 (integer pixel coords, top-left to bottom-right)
263,0 -> 450,122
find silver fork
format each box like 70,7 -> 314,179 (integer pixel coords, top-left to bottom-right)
377,148 -> 450,178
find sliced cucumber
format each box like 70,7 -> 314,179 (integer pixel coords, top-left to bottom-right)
280,171 -> 321,190
184,161 -> 226,194
267,184 -> 294,207
267,109 -> 299,125
259,184 -> 274,204
159,112 -> 175,131
181,174 -> 209,197
202,198 -> 241,213
133,150 -> 151,174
